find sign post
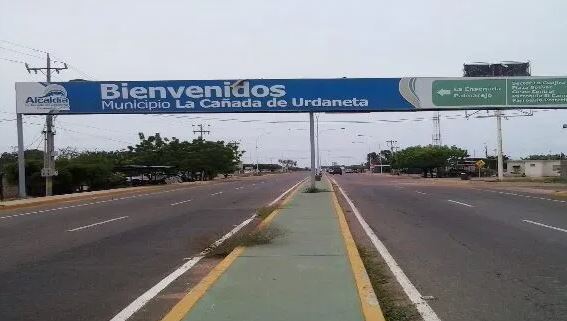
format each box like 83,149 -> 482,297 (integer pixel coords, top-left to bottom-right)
475,160 -> 486,178
16,114 -> 26,198
309,112 -> 316,189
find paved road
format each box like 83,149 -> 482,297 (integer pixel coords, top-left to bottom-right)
334,174 -> 567,321
0,173 -> 304,321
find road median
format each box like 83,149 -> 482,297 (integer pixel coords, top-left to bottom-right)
159,177 -> 385,321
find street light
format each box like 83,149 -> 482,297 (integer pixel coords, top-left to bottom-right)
316,122 -> 345,172
255,130 -> 271,173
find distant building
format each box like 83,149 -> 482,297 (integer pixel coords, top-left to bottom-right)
506,160 -> 567,178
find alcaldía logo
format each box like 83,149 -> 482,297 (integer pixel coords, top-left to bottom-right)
25,84 -> 70,111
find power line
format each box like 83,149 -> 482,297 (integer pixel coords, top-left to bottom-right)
0,46 -> 44,60
55,126 -> 134,145
0,39 -> 47,53
0,57 -> 26,64
66,63 -> 95,80
26,128 -> 45,149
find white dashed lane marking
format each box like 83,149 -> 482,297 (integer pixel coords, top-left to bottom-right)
447,200 -> 474,207
67,216 -> 129,232
474,188 -> 567,204
523,219 -> 567,234
170,199 -> 192,206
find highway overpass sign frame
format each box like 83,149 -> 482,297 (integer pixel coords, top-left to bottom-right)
15,77 -> 567,115
13,76 -> 567,197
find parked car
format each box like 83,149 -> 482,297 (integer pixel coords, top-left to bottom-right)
344,168 -> 354,173
328,166 -> 343,175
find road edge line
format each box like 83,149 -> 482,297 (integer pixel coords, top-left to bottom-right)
330,181 -> 386,321
330,177 -> 442,321
158,177 -> 306,321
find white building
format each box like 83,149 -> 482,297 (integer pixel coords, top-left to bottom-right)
506,160 -> 566,177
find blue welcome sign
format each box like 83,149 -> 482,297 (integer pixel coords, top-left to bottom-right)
16,78 -> 413,114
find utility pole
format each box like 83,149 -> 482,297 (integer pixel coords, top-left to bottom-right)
192,124 -> 210,140
25,53 -> 67,196
464,61 -> 530,181
386,140 -> 398,155
378,143 -> 383,174
496,110 -> 504,180
432,111 -> 442,146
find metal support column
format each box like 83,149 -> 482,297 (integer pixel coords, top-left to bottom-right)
496,110 -> 504,181
316,114 -> 321,173
309,112 -> 316,189
17,113 -> 26,198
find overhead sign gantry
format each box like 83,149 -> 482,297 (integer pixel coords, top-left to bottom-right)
16,77 -> 567,115
13,77 -> 567,197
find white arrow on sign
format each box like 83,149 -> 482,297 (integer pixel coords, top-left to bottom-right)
437,89 -> 451,96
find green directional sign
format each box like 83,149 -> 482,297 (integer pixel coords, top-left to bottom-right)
431,77 -> 567,108
508,78 -> 567,106
432,79 -> 507,106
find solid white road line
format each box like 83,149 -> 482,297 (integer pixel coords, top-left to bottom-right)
210,191 -> 223,196
447,199 -> 474,207
67,216 -> 129,232
522,219 -> 567,233
268,178 -> 307,206
415,191 -> 428,195
170,199 -> 192,206
109,177 -> 306,321
330,177 -> 441,321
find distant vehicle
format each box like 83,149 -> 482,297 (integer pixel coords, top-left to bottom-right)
328,166 -> 343,175
344,168 -> 354,173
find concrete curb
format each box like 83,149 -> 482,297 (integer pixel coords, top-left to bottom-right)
0,180 -> 222,211
331,181 -> 386,321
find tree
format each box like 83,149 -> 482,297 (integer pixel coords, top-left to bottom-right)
2,134 -> 244,196
127,133 -> 244,180
366,150 -> 393,166
523,153 -> 565,160
278,159 -> 297,171
366,152 -> 378,167
393,145 -> 468,177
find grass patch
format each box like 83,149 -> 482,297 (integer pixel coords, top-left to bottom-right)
256,204 -> 279,220
205,226 -> 285,258
543,177 -> 567,184
358,246 -> 420,321
303,186 -> 329,193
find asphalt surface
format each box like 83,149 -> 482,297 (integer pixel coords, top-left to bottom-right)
334,173 -> 567,321
0,173 -> 305,321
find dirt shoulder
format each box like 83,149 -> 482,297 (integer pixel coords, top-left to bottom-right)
367,173 -> 567,197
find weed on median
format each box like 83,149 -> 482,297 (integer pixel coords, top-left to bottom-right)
303,186 -> 329,193
357,246 -> 420,321
205,226 -> 285,258
256,204 -> 279,220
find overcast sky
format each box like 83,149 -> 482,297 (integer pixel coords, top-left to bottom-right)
1,0 -> 567,166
